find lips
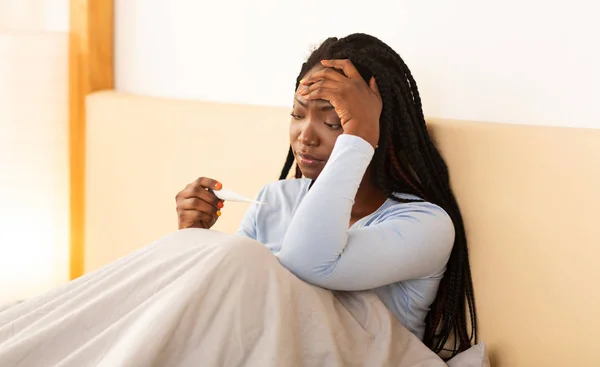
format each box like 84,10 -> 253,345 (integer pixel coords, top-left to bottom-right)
297,152 -> 324,165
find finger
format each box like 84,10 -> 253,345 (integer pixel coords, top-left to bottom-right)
178,197 -> 219,216
182,185 -> 220,207
300,68 -> 346,85
297,79 -> 340,96
304,87 -> 338,103
194,177 -> 222,191
369,77 -> 381,98
320,59 -> 361,79
178,209 -> 215,227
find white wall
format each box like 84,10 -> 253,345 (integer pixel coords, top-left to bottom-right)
115,0 -> 600,129
0,0 -> 69,302
0,0 -> 68,31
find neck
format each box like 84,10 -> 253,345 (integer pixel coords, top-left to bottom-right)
351,168 -> 388,221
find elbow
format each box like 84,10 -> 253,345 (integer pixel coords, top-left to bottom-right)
277,251 -> 339,289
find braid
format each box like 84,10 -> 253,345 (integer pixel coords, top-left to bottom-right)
295,164 -> 302,179
279,146 -> 295,180
386,136 -> 427,199
278,33 -> 477,357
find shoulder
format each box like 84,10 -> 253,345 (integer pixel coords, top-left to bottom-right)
373,195 -> 455,250
238,179 -> 311,238
383,195 -> 453,223
254,178 -> 311,205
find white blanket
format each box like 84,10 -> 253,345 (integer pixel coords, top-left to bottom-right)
0,229 -> 446,366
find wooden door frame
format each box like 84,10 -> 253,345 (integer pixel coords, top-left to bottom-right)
69,0 -> 114,278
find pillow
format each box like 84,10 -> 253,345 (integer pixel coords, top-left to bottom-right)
446,342 -> 490,367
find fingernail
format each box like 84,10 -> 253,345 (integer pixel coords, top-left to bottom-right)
214,182 -> 222,190
218,202 -> 224,209
299,79 -> 305,85
216,210 -> 222,217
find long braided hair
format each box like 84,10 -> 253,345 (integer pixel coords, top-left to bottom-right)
279,34 -> 477,357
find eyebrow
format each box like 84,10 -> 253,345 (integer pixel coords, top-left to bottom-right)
294,96 -> 335,111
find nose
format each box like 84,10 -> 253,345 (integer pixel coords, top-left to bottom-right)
297,118 -> 319,147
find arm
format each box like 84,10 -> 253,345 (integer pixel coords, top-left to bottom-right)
277,134 -> 454,291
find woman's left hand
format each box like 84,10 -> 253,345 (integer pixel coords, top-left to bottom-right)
298,59 -> 382,148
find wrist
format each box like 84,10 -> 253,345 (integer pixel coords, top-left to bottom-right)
343,124 -> 379,148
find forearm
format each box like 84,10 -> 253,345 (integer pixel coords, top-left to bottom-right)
278,134 -> 374,277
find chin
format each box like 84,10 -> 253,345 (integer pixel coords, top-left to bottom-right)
297,165 -> 322,180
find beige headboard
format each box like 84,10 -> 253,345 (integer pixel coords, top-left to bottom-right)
86,90 -> 600,366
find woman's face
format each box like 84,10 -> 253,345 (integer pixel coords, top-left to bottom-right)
290,65 -> 344,179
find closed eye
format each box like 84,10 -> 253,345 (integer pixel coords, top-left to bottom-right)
290,113 -> 304,120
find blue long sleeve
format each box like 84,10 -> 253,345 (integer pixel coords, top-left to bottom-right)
236,134 -> 454,337
276,134 -> 454,291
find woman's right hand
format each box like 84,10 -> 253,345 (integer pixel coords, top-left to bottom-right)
175,177 -> 224,230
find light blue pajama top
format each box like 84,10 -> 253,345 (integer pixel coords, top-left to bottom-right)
237,134 -> 455,339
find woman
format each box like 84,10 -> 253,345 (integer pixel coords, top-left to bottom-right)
176,33 -> 477,355
1,34 -> 476,366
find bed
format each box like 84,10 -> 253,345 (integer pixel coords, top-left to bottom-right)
83,91 -> 600,366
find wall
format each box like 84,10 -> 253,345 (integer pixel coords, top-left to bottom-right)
0,0 -> 69,302
0,0 -> 68,31
115,0 -> 599,128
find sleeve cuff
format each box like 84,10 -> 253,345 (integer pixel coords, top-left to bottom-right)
335,134 -> 375,156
